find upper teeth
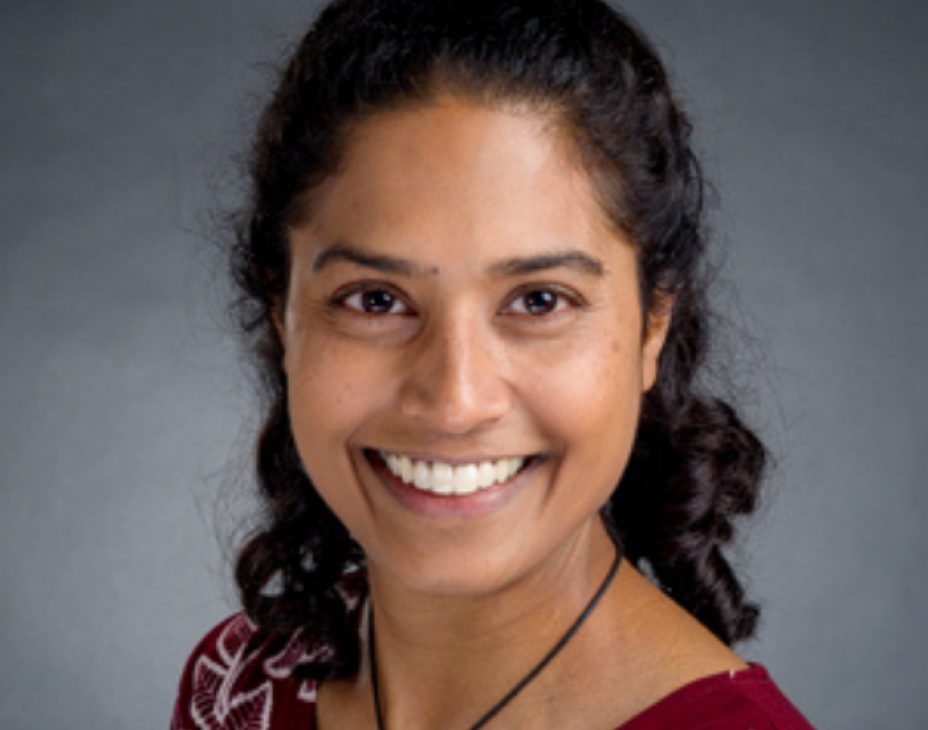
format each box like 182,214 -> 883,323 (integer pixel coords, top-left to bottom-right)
380,452 -> 526,496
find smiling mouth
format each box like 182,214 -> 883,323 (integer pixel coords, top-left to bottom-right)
370,450 -> 534,496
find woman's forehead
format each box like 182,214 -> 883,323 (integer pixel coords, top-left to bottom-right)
300,102 -> 622,258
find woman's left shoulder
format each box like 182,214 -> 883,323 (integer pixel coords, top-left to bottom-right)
619,665 -> 817,730
169,613 -> 328,730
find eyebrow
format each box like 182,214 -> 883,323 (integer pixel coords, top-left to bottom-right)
490,251 -> 607,278
312,242 -> 421,276
311,242 -> 607,279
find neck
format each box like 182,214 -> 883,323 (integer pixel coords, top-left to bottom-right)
365,521 -> 620,730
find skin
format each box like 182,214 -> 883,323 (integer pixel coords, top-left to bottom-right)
281,100 -> 745,730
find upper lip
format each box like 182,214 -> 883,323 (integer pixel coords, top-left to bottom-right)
364,447 -> 539,465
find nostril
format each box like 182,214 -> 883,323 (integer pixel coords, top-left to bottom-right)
398,385 -> 511,433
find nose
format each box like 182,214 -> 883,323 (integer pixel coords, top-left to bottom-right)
398,315 -> 511,435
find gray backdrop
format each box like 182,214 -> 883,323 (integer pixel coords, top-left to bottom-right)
1,1 -> 925,728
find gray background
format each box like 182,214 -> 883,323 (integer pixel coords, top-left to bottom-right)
1,1 -> 925,728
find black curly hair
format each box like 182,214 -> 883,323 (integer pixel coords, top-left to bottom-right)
231,0 -> 767,680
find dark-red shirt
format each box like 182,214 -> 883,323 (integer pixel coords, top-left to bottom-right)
170,614 -> 816,729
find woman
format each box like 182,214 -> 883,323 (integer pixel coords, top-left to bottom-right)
172,1 -> 816,728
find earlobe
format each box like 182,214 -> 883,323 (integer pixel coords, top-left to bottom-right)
641,292 -> 674,392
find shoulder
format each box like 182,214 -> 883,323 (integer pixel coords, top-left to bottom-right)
169,613 -> 329,730
620,665 -> 817,730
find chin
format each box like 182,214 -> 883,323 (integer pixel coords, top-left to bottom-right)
367,542 -> 533,599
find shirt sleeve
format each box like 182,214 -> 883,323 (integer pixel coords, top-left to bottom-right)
619,665 -> 817,730
169,614 -> 319,730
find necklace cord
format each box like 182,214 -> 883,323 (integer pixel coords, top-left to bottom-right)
369,545 -> 623,730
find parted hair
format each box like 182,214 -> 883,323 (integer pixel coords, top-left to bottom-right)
231,0 -> 767,680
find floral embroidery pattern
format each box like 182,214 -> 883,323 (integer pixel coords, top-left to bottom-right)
184,617 -> 272,730
172,614 -> 325,730
190,656 -> 272,730
173,579 -> 366,729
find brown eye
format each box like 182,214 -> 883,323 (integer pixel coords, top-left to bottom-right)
341,288 -> 409,315
506,288 -> 572,316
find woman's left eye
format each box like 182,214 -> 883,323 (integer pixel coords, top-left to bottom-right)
504,288 -> 576,316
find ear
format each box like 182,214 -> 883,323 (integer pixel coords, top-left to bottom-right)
641,291 -> 674,392
272,298 -> 288,366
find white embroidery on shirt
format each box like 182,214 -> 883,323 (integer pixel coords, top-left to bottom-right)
187,617 -> 274,730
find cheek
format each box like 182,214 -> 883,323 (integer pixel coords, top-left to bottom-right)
519,333 -> 645,448
285,338 -> 379,473
284,346 -> 387,544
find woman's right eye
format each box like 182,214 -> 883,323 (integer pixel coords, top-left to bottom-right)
338,288 -> 410,316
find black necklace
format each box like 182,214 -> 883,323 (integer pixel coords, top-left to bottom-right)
368,547 -> 622,730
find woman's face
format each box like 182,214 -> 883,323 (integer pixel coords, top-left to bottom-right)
281,101 -> 669,596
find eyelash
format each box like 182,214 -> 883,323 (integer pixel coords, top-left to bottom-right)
502,286 -> 583,318
332,284 -> 414,317
329,283 -> 584,320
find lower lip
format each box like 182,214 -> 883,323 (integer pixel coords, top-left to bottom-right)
365,451 -> 541,518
